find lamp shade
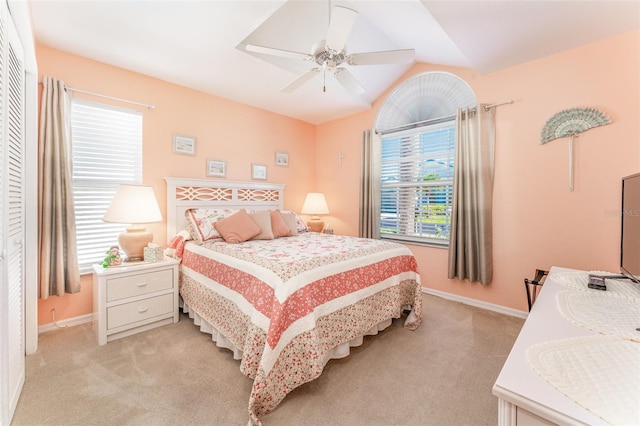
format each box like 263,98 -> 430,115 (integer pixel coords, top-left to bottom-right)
301,192 -> 329,233
301,193 -> 329,215
102,184 -> 163,224
102,184 -> 163,261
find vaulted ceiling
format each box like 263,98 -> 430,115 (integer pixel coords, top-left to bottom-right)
30,0 -> 640,124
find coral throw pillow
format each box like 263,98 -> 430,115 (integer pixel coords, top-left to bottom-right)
214,209 -> 261,243
270,210 -> 291,238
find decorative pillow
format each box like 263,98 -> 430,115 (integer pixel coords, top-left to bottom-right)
184,220 -> 201,242
280,212 -> 299,236
214,209 -> 261,244
270,210 -> 291,238
248,211 -> 275,240
166,229 -> 191,259
185,208 -> 239,242
281,210 -> 309,233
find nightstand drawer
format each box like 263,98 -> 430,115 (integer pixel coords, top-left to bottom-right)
107,293 -> 174,330
107,268 -> 174,302
93,258 -> 179,345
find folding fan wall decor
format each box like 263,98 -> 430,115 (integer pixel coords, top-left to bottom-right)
540,107 -> 611,191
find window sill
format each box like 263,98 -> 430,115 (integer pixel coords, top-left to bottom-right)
380,235 -> 449,249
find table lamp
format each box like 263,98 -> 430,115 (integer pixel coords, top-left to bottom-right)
301,192 -> 329,232
102,184 -> 163,261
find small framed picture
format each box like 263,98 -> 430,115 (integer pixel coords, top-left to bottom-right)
206,159 -> 226,178
275,151 -> 289,167
173,134 -> 196,156
252,163 -> 267,180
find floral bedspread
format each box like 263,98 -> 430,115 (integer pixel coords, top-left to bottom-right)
179,232 -> 422,424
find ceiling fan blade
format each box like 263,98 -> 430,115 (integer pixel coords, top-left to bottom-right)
334,68 -> 364,96
325,5 -> 358,52
348,49 -> 415,66
281,69 -> 319,93
245,44 -> 312,61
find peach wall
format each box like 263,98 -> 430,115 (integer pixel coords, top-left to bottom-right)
37,30 -> 639,325
36,44 -> 316,325
316,30 -> 640,312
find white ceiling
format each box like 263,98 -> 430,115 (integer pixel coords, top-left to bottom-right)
30,0 -> 640,124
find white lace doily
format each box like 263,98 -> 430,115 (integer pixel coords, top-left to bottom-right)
527,335 -> 640,425
553,270 -> 640,301
557,290 -> 640,342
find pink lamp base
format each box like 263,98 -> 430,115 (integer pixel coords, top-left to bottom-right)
118,226 -> 153,261
307,220 -> 324,233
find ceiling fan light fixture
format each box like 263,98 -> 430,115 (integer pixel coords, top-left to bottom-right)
254,4 -> 414,96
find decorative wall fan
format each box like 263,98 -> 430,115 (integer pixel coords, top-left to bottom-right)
540,107 -> 611,191
245,5 -> 414,95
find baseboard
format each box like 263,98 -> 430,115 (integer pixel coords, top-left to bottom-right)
36,291 -> 527,333
38,313 -> 94,334
422,287 -> 528,319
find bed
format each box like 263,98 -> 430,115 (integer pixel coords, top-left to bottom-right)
165,177 -> 423,425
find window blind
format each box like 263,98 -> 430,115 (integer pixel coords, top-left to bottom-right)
380,119 -> 454,244
71,99 -> 142,272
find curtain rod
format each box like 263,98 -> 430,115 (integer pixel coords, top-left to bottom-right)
375,99 -> 513,134
38,81 -> 156,110
484,99 -> 513,111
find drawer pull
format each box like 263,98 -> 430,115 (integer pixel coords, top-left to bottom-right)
137,306 -> 149,313
137,278 -> 158,287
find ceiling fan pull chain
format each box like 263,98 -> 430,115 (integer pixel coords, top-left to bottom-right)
323,69 -> 327,92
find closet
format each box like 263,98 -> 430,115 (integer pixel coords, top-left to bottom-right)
0,0 -> 34,424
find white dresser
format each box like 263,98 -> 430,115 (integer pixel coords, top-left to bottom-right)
92,257 -> 179,345
493,266 -> 640,425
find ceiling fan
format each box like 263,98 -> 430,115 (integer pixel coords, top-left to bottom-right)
245,5 -> 415,96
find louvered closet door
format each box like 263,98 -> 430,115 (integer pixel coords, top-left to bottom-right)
0,1 -> 25,424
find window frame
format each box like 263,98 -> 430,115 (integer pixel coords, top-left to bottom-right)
379,117 -> 455,247
70,99 -> 143,273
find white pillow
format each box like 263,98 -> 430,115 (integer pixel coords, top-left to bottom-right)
185,208 -> 240,242
281,210 -> 309,233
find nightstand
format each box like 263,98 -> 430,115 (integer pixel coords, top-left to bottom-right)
92,257 -> 179,345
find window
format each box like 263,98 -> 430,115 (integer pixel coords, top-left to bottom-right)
71,99 -> 142,272
380,118 -> 455,246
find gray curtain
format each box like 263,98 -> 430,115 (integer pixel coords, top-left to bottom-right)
359,129 -> 381,239
448,105 -> 496,285
38,75 -> 81,298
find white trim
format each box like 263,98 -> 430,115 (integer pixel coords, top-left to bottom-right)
422,287 -> 528,319
8,0 -> 38,358
24,71 -> 38,355
37,313 -> 94,334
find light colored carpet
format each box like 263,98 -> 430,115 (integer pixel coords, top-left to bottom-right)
12,294 -> 523,426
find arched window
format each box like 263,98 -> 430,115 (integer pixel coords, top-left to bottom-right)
373,72 -> 476,246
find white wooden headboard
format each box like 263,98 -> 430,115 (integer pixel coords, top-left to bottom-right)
165,177 -> 285,237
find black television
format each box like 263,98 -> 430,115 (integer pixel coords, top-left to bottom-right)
620,172 -> 640,283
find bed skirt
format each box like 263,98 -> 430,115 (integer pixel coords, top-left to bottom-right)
182,300 -> 395,367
